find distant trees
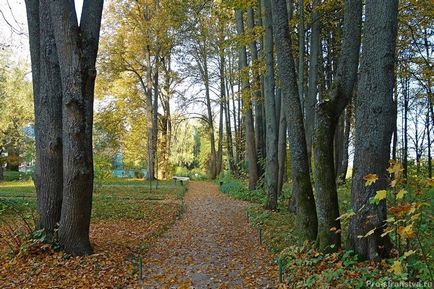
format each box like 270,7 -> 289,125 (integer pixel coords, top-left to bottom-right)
25,0 -> 104,255
0,51 -> 34,181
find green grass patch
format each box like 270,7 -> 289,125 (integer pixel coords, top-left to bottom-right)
0,178 -> 187,221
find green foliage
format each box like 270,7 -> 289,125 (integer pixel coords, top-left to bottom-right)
218,173 -> 267,204
0,50 -> 34,169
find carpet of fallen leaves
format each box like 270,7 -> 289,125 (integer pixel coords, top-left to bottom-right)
141,181 -> 277,288
0,184 -> 182,288
1,181 -> 278,288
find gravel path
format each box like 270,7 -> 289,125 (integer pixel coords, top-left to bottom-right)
141,181 -> 277,288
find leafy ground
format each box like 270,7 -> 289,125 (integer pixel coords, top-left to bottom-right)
141,181 -> 277,288
218,173 -> 434,288
0,178 -> 186,288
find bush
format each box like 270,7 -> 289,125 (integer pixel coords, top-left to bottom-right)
218,173 -> 267,204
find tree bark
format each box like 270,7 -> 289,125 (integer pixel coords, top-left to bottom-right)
49,0 -> 104,256
277,96 -> 287,196
149,55 -> 159,179
297,0 -> 305,107
261,0 -> 279,210
305,0 -> 320,168
334,112 -> 345,178
25,0 -> 64,239
271,0 -> 317,240
403,77 -> 409,180
337,103 -> 352,184
216,100 -> 224,175
235,9 -> 258,190
348,0 -> 398,260
312,0 -> 362,252
204,54 -> 218,179
247,7 -> 266,177
160,56 -> 172,180
222,55 -> 236,175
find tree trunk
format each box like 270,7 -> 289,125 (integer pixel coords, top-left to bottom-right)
261,0 -> 279,210
216,100 -> 224,176
298,0 -> 305,107
305,0 -> 320,167
49,0 -> 104,256
160,56 -> 172,180
25,0 -> 64,239
204,54 -> 218,179
334,112 -> 345,178
247,7 -> 266,177
403,77 -> 409,180
235,9 -> 258,190
338,103 -> 352,184
348,0 -> 398,260
222,57 -> 237,175
277,96 -> 287,196
147,54 -> 159,180
312,0 -> 362,252
271,0 -> 317,240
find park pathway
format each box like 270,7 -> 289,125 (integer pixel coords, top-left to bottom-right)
141,181 -> 277,288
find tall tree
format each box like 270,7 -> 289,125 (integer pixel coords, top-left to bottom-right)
235,8 -> 258,190
348,0 -> 399,260
25,0 -> 63,239
312,0 -> 362,251
247,6 -> 265,176
304,0 -> 320,163
271,0 -> 317,240
261,0 -> 279,210
49,0 -> 104,255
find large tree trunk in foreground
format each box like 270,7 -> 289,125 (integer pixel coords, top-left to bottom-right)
262,0 -> 279,210
25,0 -> 64,238
348,0 -> 398,260
49,0 -> 104,256
312,0 -> 362,252
236,9 -> 258,190
271,0 -> 317,240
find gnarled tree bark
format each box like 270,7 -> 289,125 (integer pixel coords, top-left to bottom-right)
348,0 -> 398,260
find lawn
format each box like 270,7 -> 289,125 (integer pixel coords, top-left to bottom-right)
0,178 -> 187,288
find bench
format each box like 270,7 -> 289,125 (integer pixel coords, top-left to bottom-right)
172,176 -> 190,185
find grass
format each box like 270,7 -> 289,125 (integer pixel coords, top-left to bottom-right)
0,178 -> 186,219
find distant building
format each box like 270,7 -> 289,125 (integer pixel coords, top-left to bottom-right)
112,152 -> 146,178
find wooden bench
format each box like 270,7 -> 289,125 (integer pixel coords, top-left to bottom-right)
172,176 -> 190,185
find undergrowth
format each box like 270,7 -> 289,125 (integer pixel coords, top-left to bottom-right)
218,168 -> 434,288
